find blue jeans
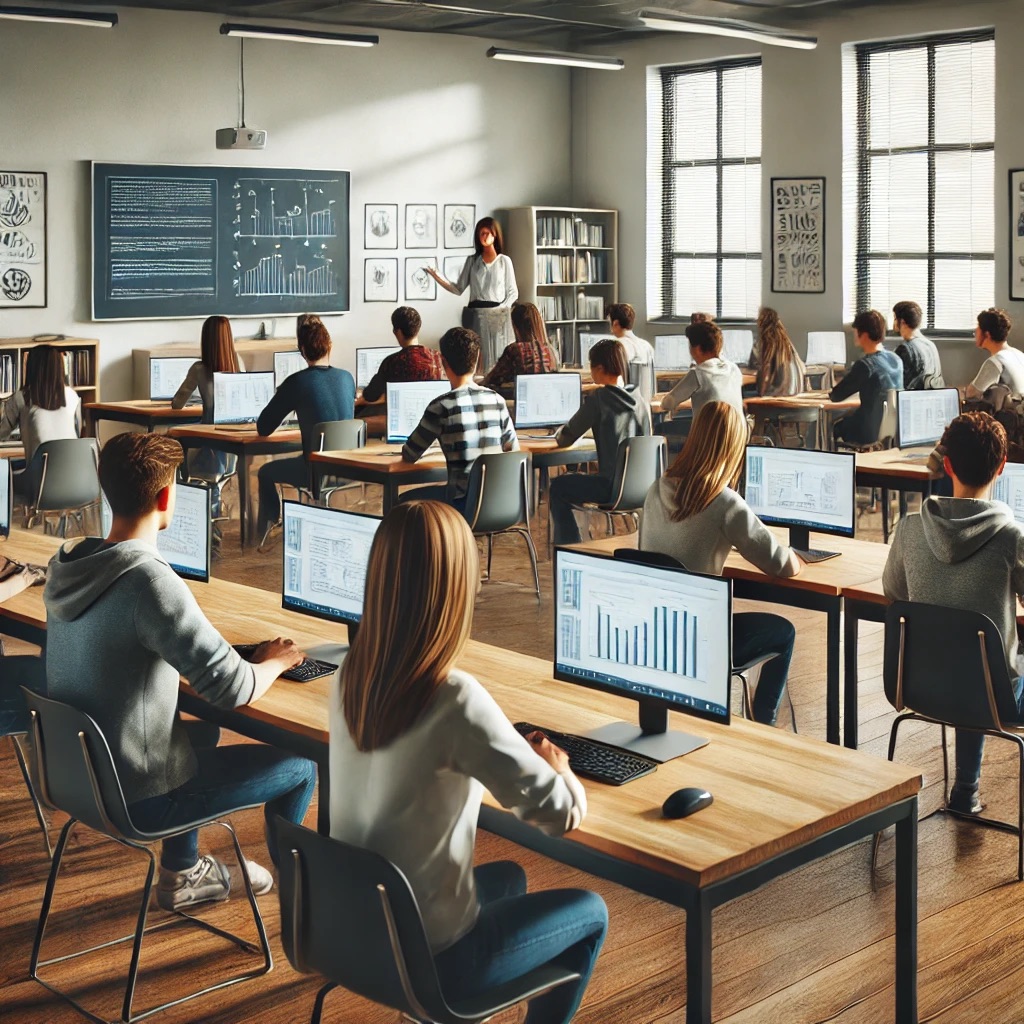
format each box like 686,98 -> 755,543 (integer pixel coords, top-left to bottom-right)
128,721 -> 316,871
257,455 -> 310,532
954,677 -> 1024,795
434,861 -> 607,1024
548,474 -> 613,546
397,483 -> 466,514
733,612 -> 797,726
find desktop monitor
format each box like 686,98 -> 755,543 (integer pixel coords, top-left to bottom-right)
654,335 -> 692,372
553,547 -> 731,761
274,350 -> 307,388
356,347 -> 392,389
721,330 -> 754,366
993,462 -> 1024,524
385,381 -> 451,444
895,388 -> 960,450
0,460 -> 11,539
514,373 -> 581,429
579,332 -> 614,368
149,357 -> 197,401
805,332 -> 847,366
212,371 -> 275,425
744,445 -> 856,559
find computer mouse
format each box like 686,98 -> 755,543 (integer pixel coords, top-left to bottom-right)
662,787 -> 713,820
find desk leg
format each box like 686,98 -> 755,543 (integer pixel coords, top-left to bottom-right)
383,480 -> 398,516
844,602 -> 860,749
686,891 -> 713,1024
895,799 -> 919,1023
239,453 -> 253,548
827,604 -> 841,745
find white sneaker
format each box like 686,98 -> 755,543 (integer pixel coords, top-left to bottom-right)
157,854 -> 231,911
244,858 -> 274,896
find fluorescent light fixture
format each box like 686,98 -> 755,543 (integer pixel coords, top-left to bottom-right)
220,22 -> 378,47
0,5 -> 117,27
638,8 -> 816,50
486,46 -> 624,71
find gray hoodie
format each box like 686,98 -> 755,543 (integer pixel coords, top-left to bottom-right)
883,497 -> 1024,678
661,357 -> 745,419
555,384 -> 651,482
44,537 -> 254,802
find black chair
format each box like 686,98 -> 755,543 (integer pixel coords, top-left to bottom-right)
879,601 -> 1024,880
22,690 -> 272,1022
274,818 -> 580,1024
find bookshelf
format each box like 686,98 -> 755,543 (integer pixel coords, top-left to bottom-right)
0,336 -> 100,418
501,206 -> 618,366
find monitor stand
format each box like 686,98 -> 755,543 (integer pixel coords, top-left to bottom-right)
788,525 -> 840,563
582,701 -> 708,764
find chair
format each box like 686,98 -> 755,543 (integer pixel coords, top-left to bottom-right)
22,690 -> 272,1022
24,438 -> 100,537
755,405 -> 821,450
838,389 -> 899,540
274,817 -> 581,1024
628,359 -> 656,404
462,451 -> 540,598
878,602 -> 1024,880
314,419 -> 367,507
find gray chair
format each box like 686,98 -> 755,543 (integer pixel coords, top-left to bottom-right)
628,359 -> 657,404
22,690 -> 272,1022
314,419 -> 367,507
462,451 -> 540,598
25,438 -> 100,537
274,817 -> 580,1024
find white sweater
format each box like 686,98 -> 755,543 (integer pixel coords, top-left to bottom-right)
329,668 -> 586,953
0,386 -> 81,463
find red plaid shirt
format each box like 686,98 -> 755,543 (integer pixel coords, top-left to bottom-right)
362,345 -> 444,403
484,340 -> 559,389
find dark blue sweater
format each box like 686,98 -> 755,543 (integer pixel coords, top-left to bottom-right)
257,365 -> 355,455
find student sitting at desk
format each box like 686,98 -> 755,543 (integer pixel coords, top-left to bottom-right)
750,306 -> 805,397
330,500 -> 607,1023
358,305 -> 443,412
43,432 -> 315,908
892,300 -> 944,390
883,412 -> 1024,814
481,301 -> 559,391
402,326 -> 518,512
659,319 -> 744,420
640,401 -> 800,726
966,308 -> 1024,400
830,310 -> 903,447
549,338 -> 651,546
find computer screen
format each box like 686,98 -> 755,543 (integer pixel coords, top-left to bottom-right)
0,460 -> 11,539
514,373 -> 581,428
212,371 -> 276,425
993,462 -> 1024,524
895,388 -> 960,449
274,350 -> 307,388
282,501 -> 381,626
356,347 -> 392,389
150,357 -> 197,401
654,335 -> 692,372
385,381 -> 451,443
721,330 -> 754,366
579,332 -> 614,368
805,331 -> 847,366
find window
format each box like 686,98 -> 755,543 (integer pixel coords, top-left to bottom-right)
843,31 -> 994,332
648,58 -> 762,321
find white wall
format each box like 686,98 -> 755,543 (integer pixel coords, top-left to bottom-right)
571,0 -> 1024,385
0,8 -> 572,398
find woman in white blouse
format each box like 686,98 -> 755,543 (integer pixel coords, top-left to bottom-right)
330,500 -> 607,1023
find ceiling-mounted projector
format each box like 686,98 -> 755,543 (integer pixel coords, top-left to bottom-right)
216,126 -> 267,150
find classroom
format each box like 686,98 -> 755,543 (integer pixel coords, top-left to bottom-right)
2,1 -> 1024,1022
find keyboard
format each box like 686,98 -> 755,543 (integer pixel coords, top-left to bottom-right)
513,721 -> 658,786
794,548 -> 841,563
233,643 -> 338,682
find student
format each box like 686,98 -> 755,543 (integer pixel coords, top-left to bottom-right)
883,412 -> 1024,813
830,310 -> 903,446
750,307 -> 805,397
482,301 -> 559,390
43,432 -> 315,908
892,300 -> 944,390
966,308 -> 1024,400
660,319 -> 744,420
330,500 -> 607,1021
402,326 -> 518,511
255,316 -> 355,541
549,338 -> 651,546
606,301 -> 655,371
358,306 -> 443,410
640,401 -> 800,725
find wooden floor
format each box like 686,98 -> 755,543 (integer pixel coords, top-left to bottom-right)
3,478 -> 1023,1023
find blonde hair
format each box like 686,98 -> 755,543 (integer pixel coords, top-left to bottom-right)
755,307 -> 800,396
666,402 -> 748,521
341,501 -> 479,751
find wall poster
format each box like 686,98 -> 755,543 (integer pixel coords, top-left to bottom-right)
1009,170 -> 1024,301
0,170 -> 47,308
770,176 -> 825,294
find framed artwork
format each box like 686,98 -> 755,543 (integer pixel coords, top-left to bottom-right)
443,254 -> 469,283
0,170 -> 47,308
405,203 -> 437,249
364,257 -> 398,303
364,203 -> 397,249
405,256 -> 437,301
1010,170 -> 1024,300
770,177 -> 825,294
444,204 -> 475,248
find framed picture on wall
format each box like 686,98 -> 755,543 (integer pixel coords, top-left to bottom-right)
444,204 -> 475,248
405,256 -> 438,300
770,177 -> 825,294
443,254 -> 469,284
364,203 -> 398,249
0,170 -> 47,308
1010,170 -> 1024,300
364,258 -> 399,303
405,204 -> 437,249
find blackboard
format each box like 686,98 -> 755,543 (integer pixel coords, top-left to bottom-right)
92,162 -> 350,320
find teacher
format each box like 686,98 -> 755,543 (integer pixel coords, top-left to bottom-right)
427,216 -> 518,371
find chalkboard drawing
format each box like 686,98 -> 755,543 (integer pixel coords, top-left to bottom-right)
364,203 -> 398,249
444,204 -> 475,249
405,204 -> 437,249
364,258 -> 398,303
770,177 -> 825,294
238,178 -> 338,239
0,170 -> 46,308
405,256 -> 438,301
237,251 -> 338,298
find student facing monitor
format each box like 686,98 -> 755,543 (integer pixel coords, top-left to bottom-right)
721,330 -> 754,366
654,335 -> 692,372
212,371 -> 275,425
895,388 -> 960,449
150,357 -> 198,401
0,459 -> 11,539
356,347 -> 392,389
274,350 -> 307,388
805,331 -> 847,366
744,446 -> 856,561
993,462 -> 1024,524
515,373 -> 582,429
386,380 -> 451,444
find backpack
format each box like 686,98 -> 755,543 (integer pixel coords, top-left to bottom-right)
963,384 -> 1024,462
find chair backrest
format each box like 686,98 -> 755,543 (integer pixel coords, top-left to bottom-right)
613,547 -> 686,571
462,451 -> 531,533
35,438 -> 100,512
0,655 -> 46,737
878,388 -> 899,446
316,419 -> 366,453
628,359 -> 656,403
883,601 -> 1019,730
274,817 -> 451,1022
606,436 -> 667,511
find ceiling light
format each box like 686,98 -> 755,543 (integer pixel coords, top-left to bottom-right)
638,8 -> 816,50
220,22 -> 378,47
0,5 -> 117,27
486,46 -> 624,71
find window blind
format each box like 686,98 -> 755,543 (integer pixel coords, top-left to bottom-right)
843,30 -> 994,332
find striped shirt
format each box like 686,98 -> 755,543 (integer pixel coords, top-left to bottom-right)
402,383 -> 519,499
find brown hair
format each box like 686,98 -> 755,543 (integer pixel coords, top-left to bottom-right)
852,310 -> 886,343
756,307 -> 800,396
589,338 -> 629,382
22,345 -> 67,411
978,308 -> 1012,343
606,302 -> 636,331
690,312 -> 714,324
511,302 -> 549,348
99,432 -> 183,519
200,316 -> 240,373
391,306 -> 422,339
341,501 -> 478,751
298,316 -> 332,361
296,313 -> 317,336
439,326 -> 480,375
473,216 -> 504,257
941,412 -> 1007,488
892,301 -> 923,331
685,320 -> 723,356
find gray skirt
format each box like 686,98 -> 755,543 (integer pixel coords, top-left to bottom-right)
462,306 -> 513,372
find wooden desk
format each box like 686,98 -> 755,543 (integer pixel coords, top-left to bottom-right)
744,392 -> 860,450
85,400 -> 203,433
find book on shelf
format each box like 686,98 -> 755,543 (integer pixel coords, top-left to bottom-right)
575,251 -> 608,284
61,349 -> 93,388
536,253 -> 578,284
536,293 -> 575,321
573,221 -> 606,247
575,292 -> 606,320
536,214 -> 576,247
